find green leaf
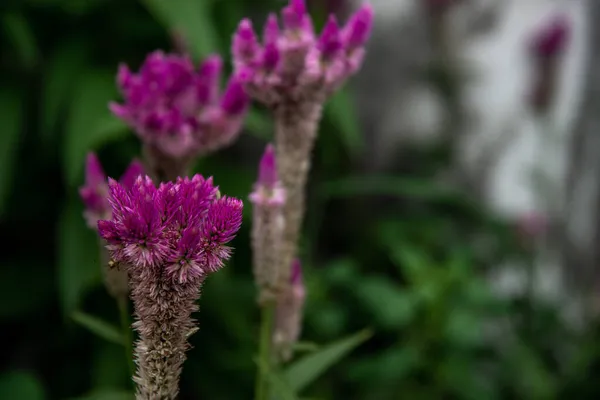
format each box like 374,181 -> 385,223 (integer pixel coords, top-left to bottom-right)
324,88 -> 363,157
40,38 -> 89,141
245,107 -> 273,140
1,13 -> 39,69
0,87 -> 23,218
64,69 -> 128,186
255,358 -> 298,400
68,390 -> 133,400
141,0 -> 219,59
285,329 -> 372,393
72,311 -> 125,346
0,371 -> 46,400
57,198 -> 102,313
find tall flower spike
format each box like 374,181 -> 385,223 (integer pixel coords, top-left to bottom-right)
110,51 -> 250,181
97,174 -> 243,398
233,1 -> 373,292
273,258 -> 306,362
250,144 -> 286,303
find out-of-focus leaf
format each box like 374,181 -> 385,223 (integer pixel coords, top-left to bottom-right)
255,358 -> 298,400
504,343 -> 557,398
72,311 -> 125,346
69,390 -> 133,400
0,371 -> 45,400
438,356 -> 499,400
40,38 -> 89,141
245,107 -> 272,140
57,198 -> 102,313
285,329 -> 372,393
355,276 -> 416,330
141,0 -> 218,59
444,309 -> 484,348
1,13 -> 39,69
0,87 -> 23,218
319,176 -> 459,202
64,69 -> 128,186
325,88 -> 363,157
292,342 -> 320,353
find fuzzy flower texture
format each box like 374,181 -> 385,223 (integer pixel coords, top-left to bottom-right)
110,51 -> 249,161
232,0 -> 373,105
98,175 -> 242,399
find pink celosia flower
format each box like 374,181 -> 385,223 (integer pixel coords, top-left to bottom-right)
249,143 -> 286,207
250,144 -> 286,302
273,258 -> 306,361
97,174 -> 243,398
79,152 -> 144,229
531,15 -> 570,60
528,15 -> 570,113
110,51 -> 250,161
232,0 -> 373,295
231,0 -> 373,104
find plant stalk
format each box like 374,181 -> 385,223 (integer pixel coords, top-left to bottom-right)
255,302 -> 275,400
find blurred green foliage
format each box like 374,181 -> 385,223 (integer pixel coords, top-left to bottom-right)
2,0 -> 600,399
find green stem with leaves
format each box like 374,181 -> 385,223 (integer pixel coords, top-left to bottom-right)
255,302 -> 275,400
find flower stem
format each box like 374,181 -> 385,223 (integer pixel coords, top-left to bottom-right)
117,295 -> 135,381
255,302 -> 275,400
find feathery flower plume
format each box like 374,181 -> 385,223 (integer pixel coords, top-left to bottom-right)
79,153 -> 145,298
250,144 -> 286,303
528,15 -> 570,114
97,174 -> 243,399
232,0 -> 373,104
273,259 -> 306,362
232,0 -> 373,290
110,51 -> 250,181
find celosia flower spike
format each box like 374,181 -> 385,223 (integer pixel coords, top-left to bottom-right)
97,174 -> 243,398
231,0 -> 374,104
273,258 -> 306,361
110,51 -> 250,180
250,144 -> 286,302
249,144 -> 286,207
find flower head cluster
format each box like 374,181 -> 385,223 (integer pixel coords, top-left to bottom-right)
79,152 -> 144,229
98,174 -> 243,283
110,51 -> 250,159
530,15 -> 570,60
528,15 -> 570,113
249,143 -> 286,207
231,0 -> 373,105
